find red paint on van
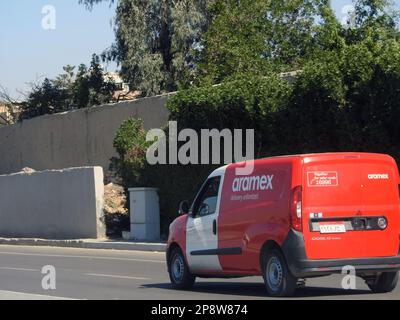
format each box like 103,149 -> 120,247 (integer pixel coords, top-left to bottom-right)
302,153 -> 400,260
217,158 -> 297,273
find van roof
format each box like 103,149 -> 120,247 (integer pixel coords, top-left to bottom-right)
259,152 -> 395,162
229,152 -> 396,167
222,153 -> 398,178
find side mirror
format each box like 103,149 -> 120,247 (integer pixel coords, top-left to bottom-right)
199,203 -> 210,217
179,200 -> 190,216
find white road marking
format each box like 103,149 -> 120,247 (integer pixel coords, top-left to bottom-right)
0,251 -> 164,263
0,290 -> 76,300
0,267 -> 38,272
86,273 -> 150,281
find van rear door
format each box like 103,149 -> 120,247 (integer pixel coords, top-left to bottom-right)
302,154 -> 400,260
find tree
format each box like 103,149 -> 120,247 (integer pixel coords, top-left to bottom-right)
19,78 -> 72,120
53,65 -> 76,89
17,54 -> 116,120
80,0 -> 210,96
80,0 -> 400,91
343,0 -> 400,43
197,0 -> 336,84
0,85 -> 21,124
197,0 -> 273,84
73,54 -> 117,108
73,64 -> 90,109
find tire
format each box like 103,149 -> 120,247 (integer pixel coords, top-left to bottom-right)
168,247 -> 196,290
262,249 -> 297,297
367,272 -> 399,293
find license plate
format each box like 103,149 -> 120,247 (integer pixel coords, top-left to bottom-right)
319,223 -> 346,234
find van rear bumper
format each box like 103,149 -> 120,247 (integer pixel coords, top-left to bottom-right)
282,230 -> 400,278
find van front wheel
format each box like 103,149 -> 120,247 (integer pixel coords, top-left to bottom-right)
367,272 -> 399,293
168,247 -> 196,290
262,249 -> 297,297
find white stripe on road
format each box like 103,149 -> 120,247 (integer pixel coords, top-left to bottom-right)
0,251 -> 164,263
86,273 -> 150,281
0,266 -> 150,280
0,290 -> 76,300
0,267 -> 38,272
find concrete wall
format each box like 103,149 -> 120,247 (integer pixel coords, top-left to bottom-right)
0,95 -> 170,175
0,167 -> 105,239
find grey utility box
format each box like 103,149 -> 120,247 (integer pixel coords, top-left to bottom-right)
129,188 -> 160,241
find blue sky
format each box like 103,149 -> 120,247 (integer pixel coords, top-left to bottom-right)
0,0 -> 117,99
0,0 -> 399,99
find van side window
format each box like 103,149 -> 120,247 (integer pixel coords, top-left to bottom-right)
192,177 -> 221,218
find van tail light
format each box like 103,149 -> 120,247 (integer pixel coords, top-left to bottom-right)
290,186 -> 302,232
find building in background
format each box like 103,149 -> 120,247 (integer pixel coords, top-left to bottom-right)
0,103 -> 20,125
103,72 -> 141,101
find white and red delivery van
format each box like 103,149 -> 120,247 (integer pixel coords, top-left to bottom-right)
166,153 -> 400,296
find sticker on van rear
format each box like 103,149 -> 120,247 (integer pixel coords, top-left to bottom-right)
307,171 -> 338,187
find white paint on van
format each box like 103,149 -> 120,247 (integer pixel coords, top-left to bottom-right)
186,165 -> 227,273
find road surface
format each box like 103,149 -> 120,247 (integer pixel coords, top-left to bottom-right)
0,245 -> 398,300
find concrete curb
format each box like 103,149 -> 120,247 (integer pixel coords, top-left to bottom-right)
0,238 -> 166,252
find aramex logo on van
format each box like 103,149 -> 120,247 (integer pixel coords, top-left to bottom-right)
232,175 -> 274,192
368,174 -> 389,180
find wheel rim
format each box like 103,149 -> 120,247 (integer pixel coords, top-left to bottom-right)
266,256 -> 283,292
172,254 -> 184,282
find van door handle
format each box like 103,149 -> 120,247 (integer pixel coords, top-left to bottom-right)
213,219 -> 217,235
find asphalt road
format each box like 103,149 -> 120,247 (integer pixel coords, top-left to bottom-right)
0,245 -> 398,300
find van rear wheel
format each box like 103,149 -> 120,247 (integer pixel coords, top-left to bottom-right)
168,247 -> 196,290
262,249 -> 297,297
367,272 -> 399,293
